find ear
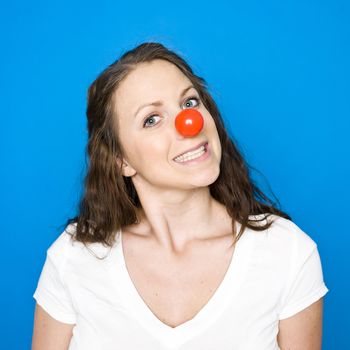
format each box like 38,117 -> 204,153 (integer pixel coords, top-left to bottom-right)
116,156 -> 136,177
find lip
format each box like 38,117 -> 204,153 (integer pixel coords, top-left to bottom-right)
173,141 -> 208,159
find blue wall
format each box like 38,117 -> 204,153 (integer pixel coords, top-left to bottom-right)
1,0 -> 348,348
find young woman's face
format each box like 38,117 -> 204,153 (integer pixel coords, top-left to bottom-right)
113,59 -> 222,191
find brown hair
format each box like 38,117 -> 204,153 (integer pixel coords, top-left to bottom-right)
62,42 -> 291,249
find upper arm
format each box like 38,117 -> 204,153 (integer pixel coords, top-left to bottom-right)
32,229 -> 78,350
32,303 -> 75,350
277,297 -> 324,350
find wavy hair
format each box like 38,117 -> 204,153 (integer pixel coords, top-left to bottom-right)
62,42 -> 291,249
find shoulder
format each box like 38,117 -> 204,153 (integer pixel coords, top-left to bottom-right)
43,223 -> 80,272
246,215 -> 327,300
246,214 -> 319,272
46,223 -> 79,257
250,213 -> 317,252
46,223 -> 115,268
270,214 -> 317,255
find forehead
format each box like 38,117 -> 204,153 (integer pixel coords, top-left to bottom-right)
114,59 -> 191,113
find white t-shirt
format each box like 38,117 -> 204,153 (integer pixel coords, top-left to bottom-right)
33,214 -> 329,349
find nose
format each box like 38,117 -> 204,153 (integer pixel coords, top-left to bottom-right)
174,109 -> 204,137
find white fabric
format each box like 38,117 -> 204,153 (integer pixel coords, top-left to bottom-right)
33,214 -> 329,349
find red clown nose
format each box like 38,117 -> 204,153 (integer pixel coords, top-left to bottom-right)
175,109 -> 204,137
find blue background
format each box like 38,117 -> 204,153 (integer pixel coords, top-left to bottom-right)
1,0 -> 348,348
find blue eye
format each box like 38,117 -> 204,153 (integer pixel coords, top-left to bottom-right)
183,96 -> 200,109
143,115 -> 161,128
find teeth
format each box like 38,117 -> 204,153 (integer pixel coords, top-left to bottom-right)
174,145 -> 206,162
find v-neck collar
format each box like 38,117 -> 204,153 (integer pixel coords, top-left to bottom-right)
108,226 -> 255,349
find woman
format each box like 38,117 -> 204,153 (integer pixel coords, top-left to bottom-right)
32,42 -> 329,349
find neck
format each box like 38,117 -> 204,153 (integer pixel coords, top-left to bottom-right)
130,186 -> 232,254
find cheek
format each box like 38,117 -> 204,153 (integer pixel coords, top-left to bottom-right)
205,115 -> 222,158
132,137 -> 169,165
202,109 -> 217,130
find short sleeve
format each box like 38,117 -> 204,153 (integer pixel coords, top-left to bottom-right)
33,230 -> 77,324
278,243 -> 329,320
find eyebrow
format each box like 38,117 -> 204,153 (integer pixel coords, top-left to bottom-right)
134,85 -> 196,118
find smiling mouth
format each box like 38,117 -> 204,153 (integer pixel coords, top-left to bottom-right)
173,141 -> 208,160
173,142 -> 209,163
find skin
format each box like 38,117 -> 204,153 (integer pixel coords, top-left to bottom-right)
277,297 -> 324,349
32,305 -> 75,350
31,59 -> 324,349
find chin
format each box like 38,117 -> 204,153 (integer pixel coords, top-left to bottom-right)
192,166 -> 221,187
